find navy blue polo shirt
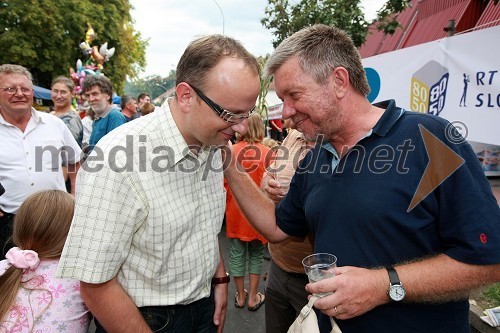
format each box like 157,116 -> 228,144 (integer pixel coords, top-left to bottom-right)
276,100 -> 500,333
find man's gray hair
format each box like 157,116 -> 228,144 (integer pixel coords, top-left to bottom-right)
0,64 -> 33,83
265,24 -> 370,96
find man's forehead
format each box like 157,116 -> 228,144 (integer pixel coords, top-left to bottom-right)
0,73 -> 31,85
86,86 -> 103,93
52,83 -> 71,91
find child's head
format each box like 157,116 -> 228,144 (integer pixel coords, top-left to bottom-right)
13,190 -> 74,259
0,190 -> 74,325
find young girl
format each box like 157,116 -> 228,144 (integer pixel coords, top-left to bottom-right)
0,190 -> 90,332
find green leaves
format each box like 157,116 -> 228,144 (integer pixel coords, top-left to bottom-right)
261,0 -> 368,48
0,0 -> 147,93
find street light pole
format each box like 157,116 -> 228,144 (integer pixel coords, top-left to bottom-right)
210,0 -> 225,35
155,83 -> 168,91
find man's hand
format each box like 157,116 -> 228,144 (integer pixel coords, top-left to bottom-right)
213,283 -> 228,333
260,172 -> 288,204
306,266 -> 389,320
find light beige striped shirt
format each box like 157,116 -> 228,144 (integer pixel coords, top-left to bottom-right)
57,102 -> 226,306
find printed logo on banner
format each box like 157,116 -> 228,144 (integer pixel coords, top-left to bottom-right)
365,67 -> 380,103
410,61 -> 449,116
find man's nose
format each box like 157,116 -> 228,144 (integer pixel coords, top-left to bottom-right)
281,102 -> 296,119
231,119 -> 248,136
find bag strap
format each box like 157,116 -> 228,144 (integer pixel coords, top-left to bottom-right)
297,295 -> 320,323
298,295 -> 343,333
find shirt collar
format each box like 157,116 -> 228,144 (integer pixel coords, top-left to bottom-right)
371,99 -> 405,137
159,98 -> 215,166
94,105 -> 114,120
0,107 -> 44,126
319,99 -> 404,158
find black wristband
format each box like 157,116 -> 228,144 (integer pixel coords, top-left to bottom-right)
212,273 -> 230,285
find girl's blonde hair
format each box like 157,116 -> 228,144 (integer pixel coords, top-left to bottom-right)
235,114 -> 265,144
0,190 -> 74,325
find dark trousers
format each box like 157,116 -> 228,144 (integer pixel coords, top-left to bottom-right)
95,289 -> 216,333
265,259 -> 310,333
0,212 -> 15,257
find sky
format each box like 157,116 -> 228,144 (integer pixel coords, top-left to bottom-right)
129,0 -> 386,79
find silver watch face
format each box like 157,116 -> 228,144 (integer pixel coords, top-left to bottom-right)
389,285 -> 406,301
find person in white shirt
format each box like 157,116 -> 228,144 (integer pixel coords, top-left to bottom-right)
56,34 -> 261,333
0,64 -> 82,257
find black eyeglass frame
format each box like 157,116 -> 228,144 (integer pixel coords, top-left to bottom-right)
189,84 -> 256,124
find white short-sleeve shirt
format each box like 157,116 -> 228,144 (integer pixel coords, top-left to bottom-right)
0,108 -> 82,213
57,102 -> 226,306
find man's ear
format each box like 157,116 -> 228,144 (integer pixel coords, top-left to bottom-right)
331,67 -> 349,98
176,83 -> 194,113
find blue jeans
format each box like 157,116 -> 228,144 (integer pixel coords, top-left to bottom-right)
95,290 -> 216,333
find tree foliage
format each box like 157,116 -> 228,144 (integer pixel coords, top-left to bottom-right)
261,0 -> 368,48
261,0 -> 499,46
124,70 -> 176,103
0,0 -> 147,93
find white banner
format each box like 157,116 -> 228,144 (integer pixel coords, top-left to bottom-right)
362,25 -> 500,147
362,26 -> 500,175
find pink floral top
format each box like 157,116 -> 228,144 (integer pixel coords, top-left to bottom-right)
0,259 -> 90,333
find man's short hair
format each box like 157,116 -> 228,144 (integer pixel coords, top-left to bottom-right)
137,93 -> 150,101
82,75 -> 114,103
0,64 -> 33,82
265,24 -> 370,96
176,34 -> 260,91
120,95 -> 135,109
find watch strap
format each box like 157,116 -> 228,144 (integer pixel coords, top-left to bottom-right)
386,266 -> 401,285
211,273 -> 230,285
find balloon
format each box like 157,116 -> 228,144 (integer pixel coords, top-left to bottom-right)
85,24 -> 96,44
91,46 -> 105,65
99,42 -> 115,61
83,68 -> 96,76
76,59 -> 83,71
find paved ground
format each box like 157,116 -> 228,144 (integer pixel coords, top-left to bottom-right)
219,225 -> 269,333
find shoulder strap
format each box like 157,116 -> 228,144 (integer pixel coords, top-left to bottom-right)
299,295 -> 343,333
297,295 -> 320,323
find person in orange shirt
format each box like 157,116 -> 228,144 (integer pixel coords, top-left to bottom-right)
225,114 -> 273,312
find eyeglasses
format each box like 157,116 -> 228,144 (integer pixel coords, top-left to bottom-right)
189,84 -> 256,124
1,87 -> 34,95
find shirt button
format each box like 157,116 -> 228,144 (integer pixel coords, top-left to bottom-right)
31,183 -> 34,186
29,167 -> 32,170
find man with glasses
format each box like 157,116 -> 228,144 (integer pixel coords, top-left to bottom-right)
57,34 -> 261,333
0,64 -> 82,257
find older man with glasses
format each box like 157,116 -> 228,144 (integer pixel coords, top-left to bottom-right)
0,64 -> 82,257
56,34 -> 261,333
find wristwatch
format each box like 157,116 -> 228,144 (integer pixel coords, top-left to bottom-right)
211,272 -> 230,285
386,266 -> 406,301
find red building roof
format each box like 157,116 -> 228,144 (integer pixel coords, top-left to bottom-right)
359,0 -> 499,58
474,0 -> 500,30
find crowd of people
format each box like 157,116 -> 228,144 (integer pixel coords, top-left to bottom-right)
0,23 -> 499,333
